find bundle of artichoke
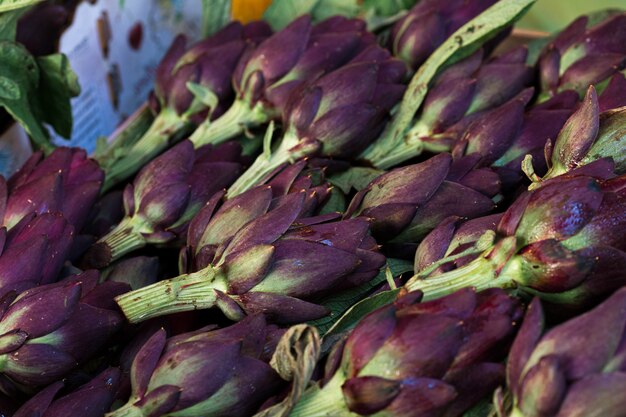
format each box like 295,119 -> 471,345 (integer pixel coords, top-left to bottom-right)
1,2 -> 626,416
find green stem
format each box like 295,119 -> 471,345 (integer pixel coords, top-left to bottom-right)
115,268 -> 226,323
406,237 -> 519,300
360,120 -> 454,169
226,132 -> 317,198
289,373 -> 353,417
97,216 -> 149,264
102,108 -> 188,192
189,99 -> 270,148
95,105 -> 155,163
415,230 -> 496,278
105,403 -> 143,417
509,407 -> 526,417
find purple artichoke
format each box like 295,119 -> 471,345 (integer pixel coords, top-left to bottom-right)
226,44 -> 406,197
115,171 -> 384,324
0,212 -> 74,296
82,139 -> 244,269
538,12 -> 626,100
391,0 -> 498,70
290,288 -> 522,417
182,160 -> 333,274
100,21 -> 271,190
189,15 -> 376,149
107,315 -> 282,417
344,153 -> 500,248
0,271 -> 127,389
525,74 -> 626,187
3,147 -> 103,231
361,47 -> 533,169
408,173 -> 626,311
502,289 -> 626,417
13,367 -> 121,417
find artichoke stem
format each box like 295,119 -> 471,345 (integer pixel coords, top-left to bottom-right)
97,216 -> 149,265
509,407 -> 527,417
361,119 -> 455,169
406,254 -> 517,301
189,99 -> 269,148
115,267 -> 225,323
102,108 -> 188,192
289,373 -> 351,417
226,132 -> 316,198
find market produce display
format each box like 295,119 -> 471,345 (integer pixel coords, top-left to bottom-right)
1,0 -> 626,416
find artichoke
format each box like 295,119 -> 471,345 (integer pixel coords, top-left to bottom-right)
13,367 -> 121,417
524,75 -> 626,188
344,153 -> 500,249
391,0 -> 498,70
0,271 -> 127,390
407,173 -> 626,310
107,315 -> 282,417
82,140 -> 244,269
189,15 -> 376,149
361,47 -> 533,169
115,172 -> 384,324
3,147 -> 103,231
226,44 -> 406,197
290,288 -> 522,417
0,212 -> 74,296
502,288 -> 626,417
538,11 -> 626,100
100,21 -> 271,189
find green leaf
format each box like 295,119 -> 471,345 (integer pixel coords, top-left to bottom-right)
309,258 -> 412,339
360,0 -> 417,17
185,81 -> 219,117
0,0 -> 43,14
0,40 -> 55,153
318,187 -> 347,215
201,0 -> 231,37
360,0 -> 536,168
328,167 -> 384,194
254,325 -> 321,417
33,54 -> 80,138
321,289 -> 400,353
263,0 -> 319,30
463,398 -> 497,417
312,0 -> 359,21
0,7 -> 28,41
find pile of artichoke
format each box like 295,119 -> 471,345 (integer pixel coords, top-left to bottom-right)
1,1 -> 626,416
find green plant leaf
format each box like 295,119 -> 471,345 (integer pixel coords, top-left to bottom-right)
263,0 -> 319,30
321,289 -> 400,353
185,81 -> 219,117
0,40 -> 56,153
463,399 -> 497,417
311,0 -> 359,21
328,167 -> 384,194
201,0 -> 231,37
360,0 -> 536,168
309,258 -> 412,339
0,7 -> 28,41
0,0 -> 43,14
318,187 -> 347,215
360,0 -> 417,17
33,54 -> 80,138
